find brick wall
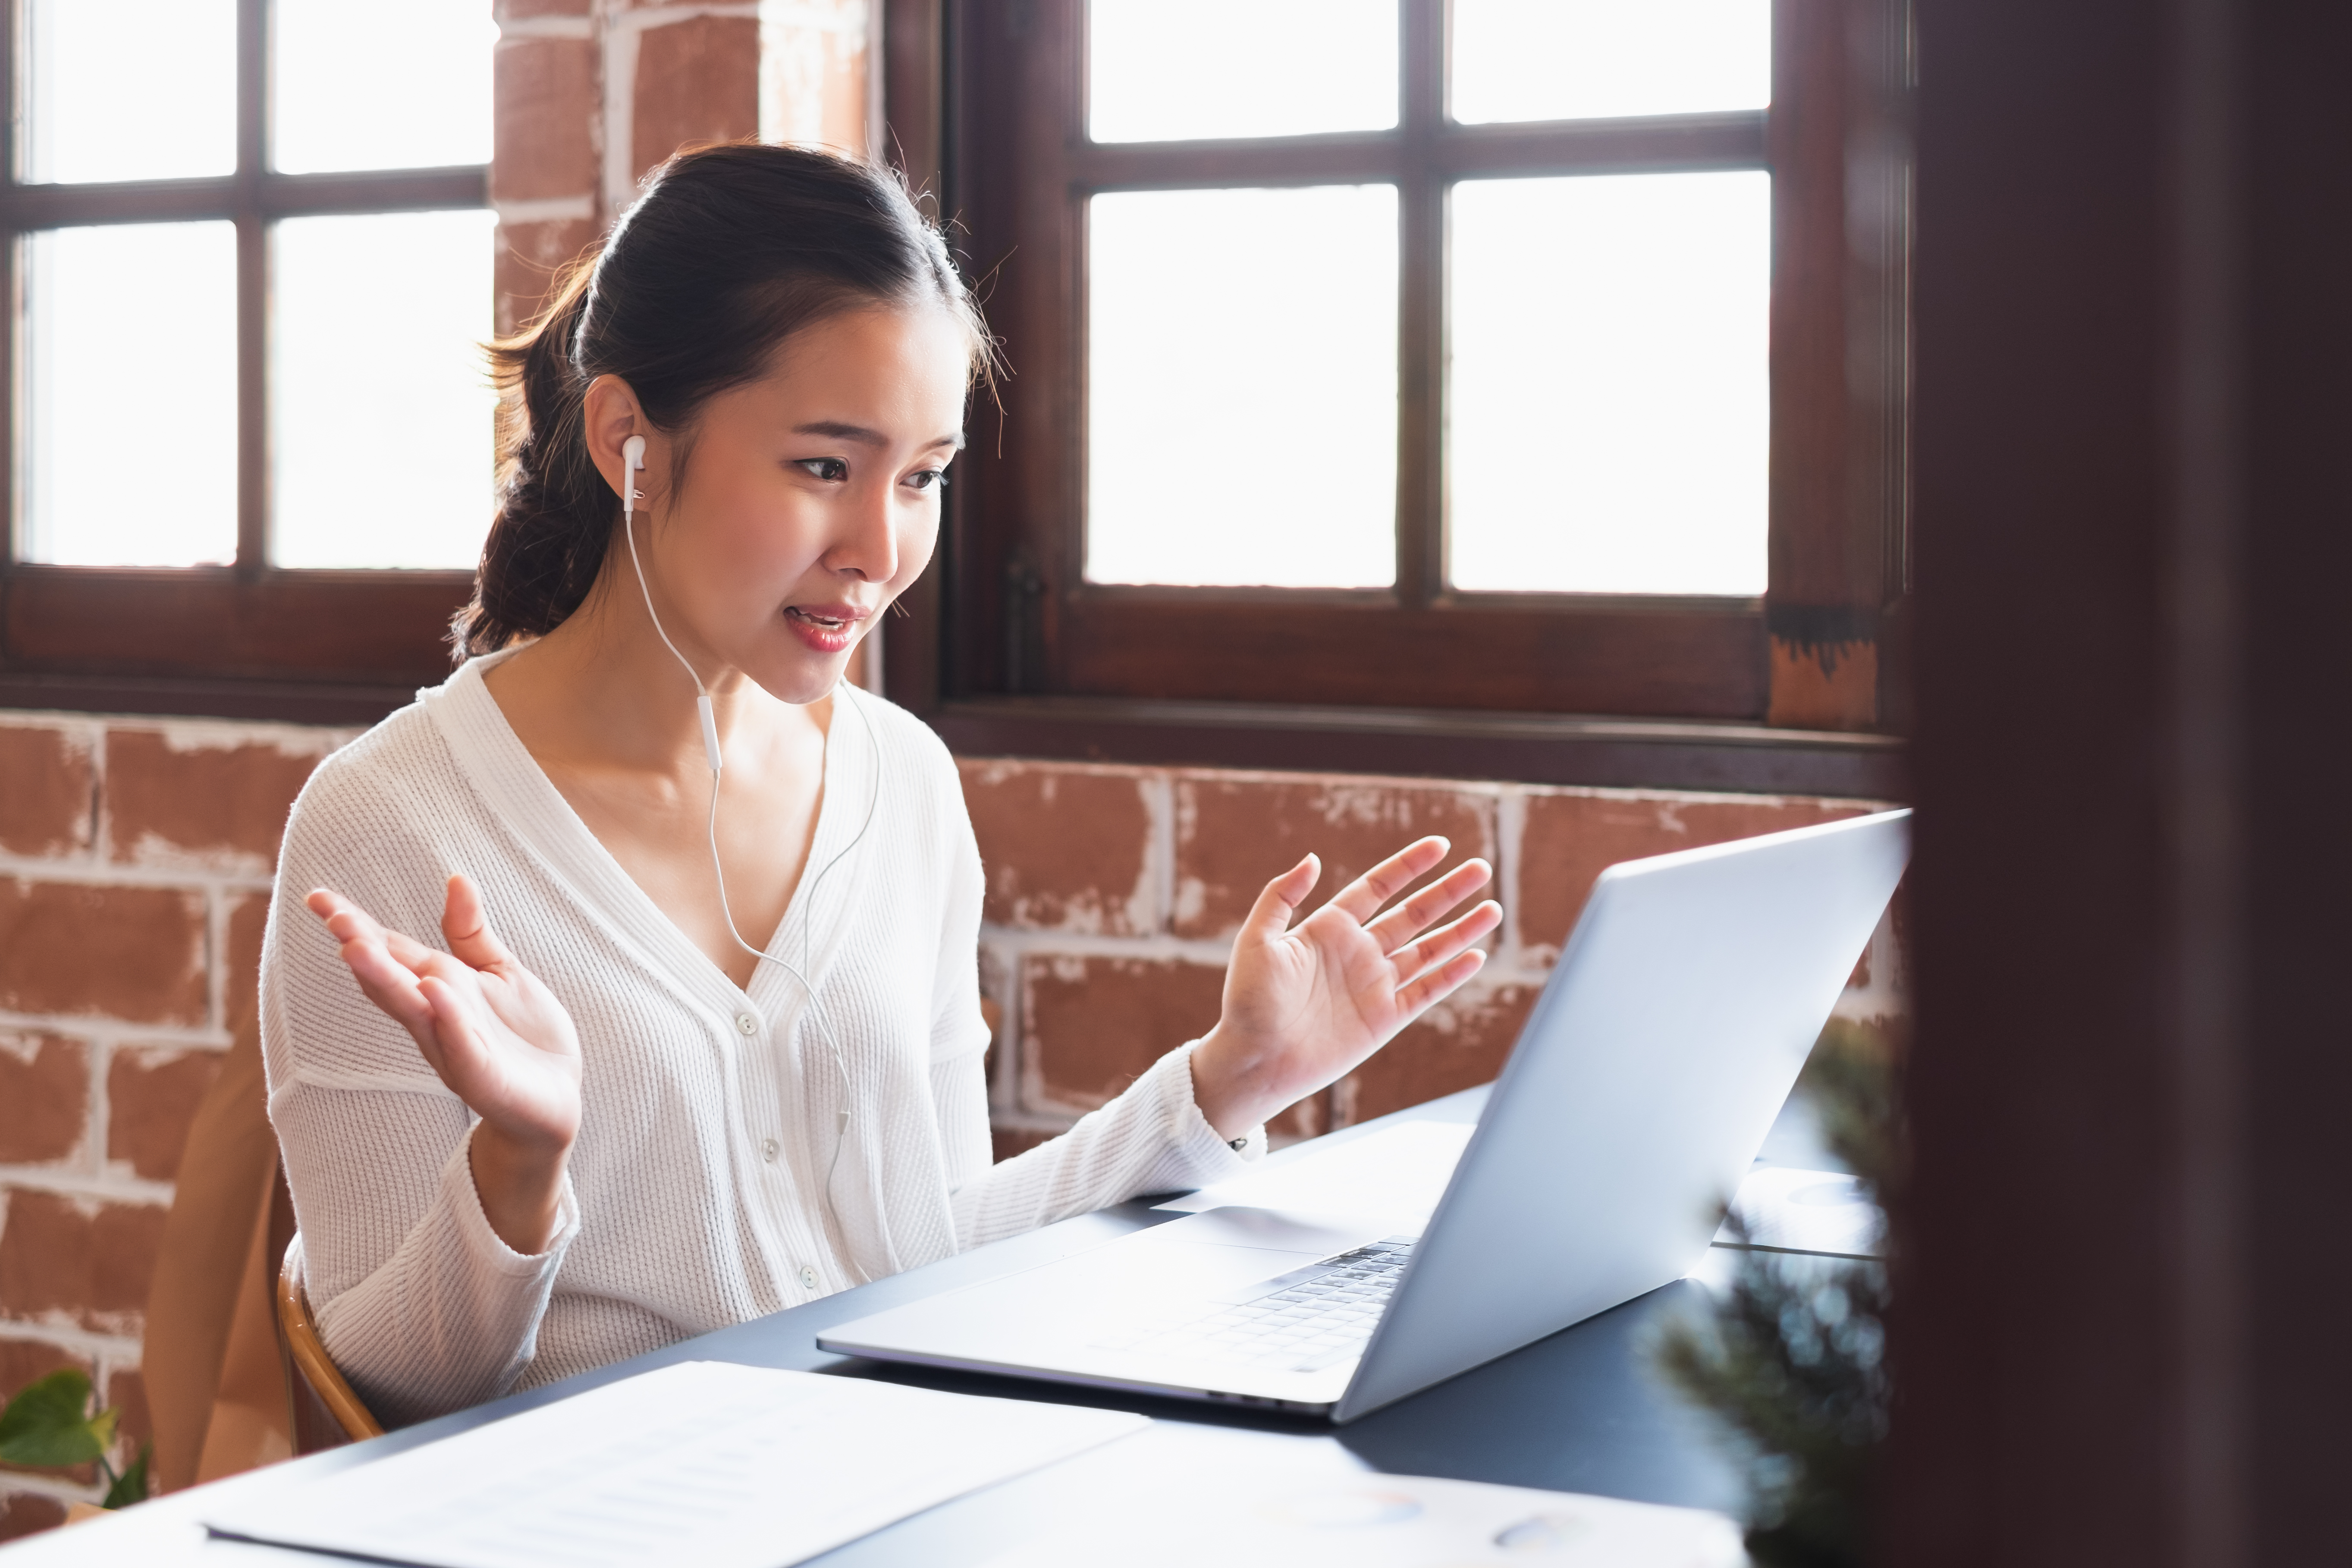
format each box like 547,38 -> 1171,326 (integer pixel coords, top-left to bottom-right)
492,0 -> 874,334
965,760 -> 1904,1156
0,716 -> 353,1533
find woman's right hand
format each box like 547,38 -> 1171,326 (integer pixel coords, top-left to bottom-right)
306,874 -> 582,1254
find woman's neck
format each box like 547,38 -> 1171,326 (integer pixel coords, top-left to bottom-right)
482,570 -> 829,781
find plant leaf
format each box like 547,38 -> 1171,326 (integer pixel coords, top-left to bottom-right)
101,1443 -> 153,1510
0,1369 -> 106,1468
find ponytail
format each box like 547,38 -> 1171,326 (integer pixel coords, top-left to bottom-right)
452,142 -> 990,660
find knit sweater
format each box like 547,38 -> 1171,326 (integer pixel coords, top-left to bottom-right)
260,649 -> 1257,1427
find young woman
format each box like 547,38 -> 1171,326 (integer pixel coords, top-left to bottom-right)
263,144 -> 1500,1427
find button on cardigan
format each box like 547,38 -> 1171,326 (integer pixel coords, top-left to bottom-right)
261,650 -> 1259,1428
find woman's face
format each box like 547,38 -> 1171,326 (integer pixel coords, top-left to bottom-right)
640,305 -> 969,706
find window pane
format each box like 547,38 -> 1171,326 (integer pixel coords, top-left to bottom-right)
1448,172 -> 1768,597
273,0 -> 496,173
1088,187 -> 1397,589
1452,0 -> 1769,126
1090,0 -> 1397,144
21,225 -> 239,566
23,0 -> 236,183
271,211 -> 497,569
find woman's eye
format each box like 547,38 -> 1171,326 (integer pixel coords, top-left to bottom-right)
794,457 -> 850,482
905,468 -> 947,492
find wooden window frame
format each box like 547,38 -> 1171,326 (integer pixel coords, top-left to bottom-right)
885,0 -> 1911,793
0,0 -> 485,722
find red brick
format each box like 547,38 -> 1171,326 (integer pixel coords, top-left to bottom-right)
0,727 -> 93,859
0,1036 -> 88,1166
0,881 -> 207,1027
0,1490 -> 67,1541
223,893 -> 270,1043
492,36 -> 600,204
497,0 -> 592,19
632,16 -> 760,182
1021,955 -> 1225,1115
1335,981 -> 1539,1126
106,1048 -> 225,1183
104,730 -> 325,869
496,216 -> 603,336
960,761 -> 1154,935
1172,773 -> 1497,943
1515,792 -> 1874,959
0,1191 -> 167,1337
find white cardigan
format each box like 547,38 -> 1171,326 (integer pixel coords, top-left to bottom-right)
261,650 -> 1256,1427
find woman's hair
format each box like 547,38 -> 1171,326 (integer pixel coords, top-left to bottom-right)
454,142 -> 989,658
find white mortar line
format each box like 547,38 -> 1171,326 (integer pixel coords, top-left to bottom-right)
1494,784 -> 1527,967
0,853 -> 273,892
495,194 -> 599,225
1140,771 -> 1173,938
0,1012 -> 232,1050
0,1167 -> 176,1206
0,1471 -> 103,1507
499,12 -> 596,39
0,1320 -> 144,1364
600,5 -> 642,216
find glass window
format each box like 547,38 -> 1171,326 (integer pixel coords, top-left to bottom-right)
1086,185 -> 1399,589
22,0 -> 238,183
1088,0 -> 1398,144
1451,0 -> 1771,126
22,223 -> 241,567
272,211 -> 499,569
273,0 -> 498,173
1448,171 -> 1770,597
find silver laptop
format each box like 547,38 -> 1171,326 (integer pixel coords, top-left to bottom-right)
820,810 -> 1910,1422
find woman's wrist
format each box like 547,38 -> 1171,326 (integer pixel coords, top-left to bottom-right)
467,1121 -> 572,1256
1191,1024 -> 1279,1144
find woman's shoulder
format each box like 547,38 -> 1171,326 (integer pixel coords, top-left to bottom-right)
846,685 -> 960,790
283,695 -> 472,855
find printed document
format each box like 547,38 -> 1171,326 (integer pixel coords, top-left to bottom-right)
204,1360 -> 1147,1568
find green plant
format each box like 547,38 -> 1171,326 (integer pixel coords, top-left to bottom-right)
1655,1018 -> 1903,1568
0,1368 -> 151,1510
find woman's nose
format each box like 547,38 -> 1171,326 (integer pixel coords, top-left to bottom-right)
830,483 -> 900,583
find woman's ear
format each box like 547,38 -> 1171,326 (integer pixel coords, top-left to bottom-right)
582,375 -> 657,508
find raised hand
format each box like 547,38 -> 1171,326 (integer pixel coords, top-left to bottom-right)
305,875 -> 582,1253
1190,838 -> 1503,1141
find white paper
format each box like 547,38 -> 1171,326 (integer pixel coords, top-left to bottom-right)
981,1467 -> 1746,1568
204,1361 -> 1147,1568
1153,1121 -> 1478,1224
1718,1166 -> 1884,1258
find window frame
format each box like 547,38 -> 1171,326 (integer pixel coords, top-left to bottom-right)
885,0 -> 1910,792
0,0 -> 486,718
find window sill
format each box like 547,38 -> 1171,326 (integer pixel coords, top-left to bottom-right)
928,695 -> 1905,798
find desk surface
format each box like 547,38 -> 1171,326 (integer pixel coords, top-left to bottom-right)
8,1087 -> 1837,1565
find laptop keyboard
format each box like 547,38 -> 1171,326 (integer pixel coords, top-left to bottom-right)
1087,1237 -> 1416,1375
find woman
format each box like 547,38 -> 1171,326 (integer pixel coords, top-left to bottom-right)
264,143 -> 1500,1427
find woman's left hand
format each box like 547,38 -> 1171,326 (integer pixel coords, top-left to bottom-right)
1191,837 -> 1503,1141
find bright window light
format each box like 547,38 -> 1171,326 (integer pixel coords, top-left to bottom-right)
23,0 -> 236,183
1452,0 -> 1770,126
1448,171 -> 1770,597
1088,185 -> 1398,588
274,0 -> 497,173
22,224 -> 240,566
271,211 -> 499,569
1089,0 -> 1397,143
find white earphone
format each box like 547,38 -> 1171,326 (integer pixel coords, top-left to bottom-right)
619,431 -> 895,1277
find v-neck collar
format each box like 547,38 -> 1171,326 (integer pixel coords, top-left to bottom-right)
423,648 -> 865,1025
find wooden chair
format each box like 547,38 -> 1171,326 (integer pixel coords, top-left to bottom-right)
276,1235 -> 384,1445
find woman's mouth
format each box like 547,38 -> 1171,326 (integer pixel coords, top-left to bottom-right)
784,603 -> 867,654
